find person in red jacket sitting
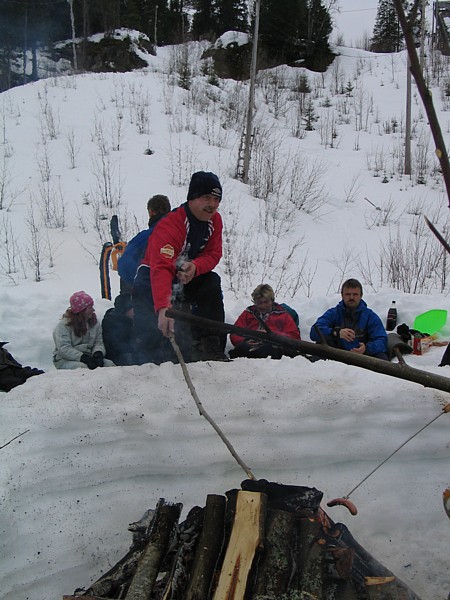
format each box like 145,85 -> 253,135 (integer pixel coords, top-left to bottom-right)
229,284 -> 301,359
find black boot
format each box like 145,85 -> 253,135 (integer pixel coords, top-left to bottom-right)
200,336 -> 230,362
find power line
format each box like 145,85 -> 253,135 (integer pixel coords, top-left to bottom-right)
339,7 -> 377,12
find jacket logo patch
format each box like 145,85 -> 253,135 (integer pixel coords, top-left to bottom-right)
160,244 -> 175,259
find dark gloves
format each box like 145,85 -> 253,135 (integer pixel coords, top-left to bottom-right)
80,353 -> 98,370
93,351 -> 104,367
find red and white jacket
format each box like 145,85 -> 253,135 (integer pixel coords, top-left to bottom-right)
142,203 -> 222,312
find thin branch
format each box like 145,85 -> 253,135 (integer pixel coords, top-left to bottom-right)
0,429 -> 30,450
169,335 -> 256,481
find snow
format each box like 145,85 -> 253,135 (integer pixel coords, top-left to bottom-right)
214,31 -> 249,48
1,27 -> 450,600
333,0 -> 378,46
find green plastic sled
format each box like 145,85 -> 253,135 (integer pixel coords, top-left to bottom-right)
413,309 -> 448,335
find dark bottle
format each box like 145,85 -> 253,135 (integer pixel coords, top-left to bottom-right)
386,301 -> 397,331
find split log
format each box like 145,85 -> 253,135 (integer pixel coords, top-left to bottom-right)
184,494 -> 226,600
251,508 -> 297,598
213,491 -> 266,600
296,516 -> 326,596
167,309 -> 450,395
160,505 -> 205,600
125,500 -> 182,600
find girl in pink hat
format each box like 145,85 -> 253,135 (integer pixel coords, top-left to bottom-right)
52,291 -> 115,370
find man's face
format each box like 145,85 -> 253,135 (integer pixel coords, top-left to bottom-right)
189,194 -> 220,221
341,287 -> 362,309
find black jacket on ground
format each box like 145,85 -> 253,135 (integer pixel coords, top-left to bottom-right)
0,342 -> 44,392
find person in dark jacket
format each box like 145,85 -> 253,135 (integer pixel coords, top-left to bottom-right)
133,171 -> 227,364
118,195 -> 171,294
229,284 -> 301,359
0,342 -> 44,392
102,293 -> 135,366
310,278 -> 388,360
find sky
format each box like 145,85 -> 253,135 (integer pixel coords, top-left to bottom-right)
333,0 -> 378,46
0,22 -> 450,600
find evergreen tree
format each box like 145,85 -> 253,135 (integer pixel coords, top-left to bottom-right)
120,0 -> 143,32
257,0 -> 332,68
165,0 -> 189,43
304,0 -> 332,68
216,0 -> 248,36
371,0 -> 405,52
191,0 -> 219,40
258,0 -> 305,63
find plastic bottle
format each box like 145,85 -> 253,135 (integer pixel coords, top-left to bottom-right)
386,301 -> 397,331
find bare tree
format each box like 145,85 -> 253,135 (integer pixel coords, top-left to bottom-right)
25,205 -> 45,282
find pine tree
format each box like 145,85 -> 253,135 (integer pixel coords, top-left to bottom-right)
304,0 -> 332,68
371,0 -> 405,52
191,0 -> 219,40
164,0 -> 189,43
257,0 -> 332,68
216,0 -> 248,36
258,0 -> 306,63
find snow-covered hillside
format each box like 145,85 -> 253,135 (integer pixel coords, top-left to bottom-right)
0,34 -> 450,600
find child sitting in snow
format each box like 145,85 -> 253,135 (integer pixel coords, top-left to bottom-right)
53,291 -> 115,370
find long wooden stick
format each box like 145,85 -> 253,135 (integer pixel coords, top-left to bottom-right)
169,334 -> 256,480
166,308 -> 450,395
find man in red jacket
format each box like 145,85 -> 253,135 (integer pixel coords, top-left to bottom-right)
133,171 -> 227,363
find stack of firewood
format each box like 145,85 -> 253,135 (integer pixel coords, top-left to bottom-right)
64,479 -> 421,600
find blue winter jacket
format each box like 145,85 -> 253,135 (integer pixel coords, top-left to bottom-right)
118,213 -> 167,285
310,299 -> 388,357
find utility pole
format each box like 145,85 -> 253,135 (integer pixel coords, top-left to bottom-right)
23,3 -> 28,85
67,0 -> 78,71
242,0 -> 261,185
406,0 -> 426,176
405,55 -> 412,175
419,0 -> 426,71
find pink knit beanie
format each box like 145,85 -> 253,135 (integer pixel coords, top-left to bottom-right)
69,291 -> 94,314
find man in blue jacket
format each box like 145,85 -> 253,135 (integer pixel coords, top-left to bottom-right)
310,278 -> 388,360
118,195 -> 171,294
